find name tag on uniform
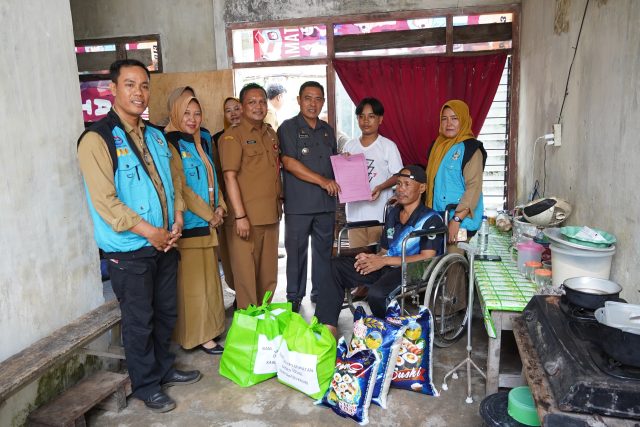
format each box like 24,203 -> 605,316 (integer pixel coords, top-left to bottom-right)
298,132 -> 309,139
246,140 -> 257,144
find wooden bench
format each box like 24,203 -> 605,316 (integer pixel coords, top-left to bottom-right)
27,371 -> 130,427
0,300 -> 127,420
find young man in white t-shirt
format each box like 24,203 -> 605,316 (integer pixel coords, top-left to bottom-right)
343,97 -> 404,248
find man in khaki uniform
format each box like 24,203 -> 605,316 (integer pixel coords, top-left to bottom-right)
219,83 -> 282,309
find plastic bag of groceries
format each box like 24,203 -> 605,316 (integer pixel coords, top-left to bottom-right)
385,300 -> 439,396
349,306 -> 406,408
318,337 -> 380,425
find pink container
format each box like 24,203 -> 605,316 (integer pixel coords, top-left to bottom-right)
516,241 -> 544,274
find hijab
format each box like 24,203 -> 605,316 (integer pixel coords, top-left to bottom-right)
425,99 -> 475,208
166,93 -> 218,207
222,96 -> 241,129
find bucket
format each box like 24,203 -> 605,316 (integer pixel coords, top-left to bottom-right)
515,241 -> 544,274
550,243 -> 615,288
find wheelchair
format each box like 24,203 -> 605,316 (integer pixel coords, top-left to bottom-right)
336,203 -> 471,348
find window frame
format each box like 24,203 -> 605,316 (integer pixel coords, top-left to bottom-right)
226,5 -> 520,208
75,34 -> 163,82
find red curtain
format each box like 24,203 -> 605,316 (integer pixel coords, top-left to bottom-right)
334,54 -> 507,166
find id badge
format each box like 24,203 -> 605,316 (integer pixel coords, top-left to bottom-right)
456,227 -> 468,242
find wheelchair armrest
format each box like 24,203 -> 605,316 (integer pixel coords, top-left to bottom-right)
406,226 -> 448,239
444,203 -> 459,213
343,220 -> 383,230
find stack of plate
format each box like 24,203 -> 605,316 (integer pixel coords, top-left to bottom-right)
560,226 -> 616,248
543,227 -> 616,252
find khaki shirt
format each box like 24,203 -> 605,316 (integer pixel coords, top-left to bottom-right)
77,112 -> 184,232
219,120 -> 282,226
458,149 -> 483,218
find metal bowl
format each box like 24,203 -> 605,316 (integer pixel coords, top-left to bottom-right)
563,277 -> 622,295
563,277 -> 623,310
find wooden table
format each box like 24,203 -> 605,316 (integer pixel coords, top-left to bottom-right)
473,227 -> 537,395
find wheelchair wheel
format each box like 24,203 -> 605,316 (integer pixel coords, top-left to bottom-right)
425,253 -> 470,348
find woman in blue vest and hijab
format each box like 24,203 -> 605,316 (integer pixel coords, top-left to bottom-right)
165,93 -> 227,355
426,99 -> 487,244
425,100 -> 487,314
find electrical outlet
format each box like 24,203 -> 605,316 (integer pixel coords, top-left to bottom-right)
553,123 -> 562,146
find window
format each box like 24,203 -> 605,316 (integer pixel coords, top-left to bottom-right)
75,35 -> 162,123
478,57 -> 511,212
228,6 -> 519,208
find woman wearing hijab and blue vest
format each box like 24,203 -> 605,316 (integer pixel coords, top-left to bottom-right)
425,100 -> 487,314
315,165 -> 444,336
426,99 -> 486,244
165,93 -> 227,355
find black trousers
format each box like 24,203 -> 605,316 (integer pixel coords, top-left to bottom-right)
284,212 -> 335,302
314,256 -> 401,326
107,248 -> 179,400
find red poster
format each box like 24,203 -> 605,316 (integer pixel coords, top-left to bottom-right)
80,81 -> 113,122
253,26 -> 326,61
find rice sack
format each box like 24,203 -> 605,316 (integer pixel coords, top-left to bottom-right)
385,300 -> 439,396
349,306 -> 405,408
319,337 -> 380,425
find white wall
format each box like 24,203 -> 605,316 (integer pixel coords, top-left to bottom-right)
70,0 -> 218,73
519,0 -> 640,302
0,0 -> 103,423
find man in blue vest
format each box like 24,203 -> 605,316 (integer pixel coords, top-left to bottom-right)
315,165 -> 445,336
78,59 -> 201,413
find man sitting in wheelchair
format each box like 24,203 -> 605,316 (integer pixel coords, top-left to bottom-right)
315,165 -> 445,336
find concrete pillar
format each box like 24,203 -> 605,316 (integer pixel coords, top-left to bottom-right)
0,0 -> 103,423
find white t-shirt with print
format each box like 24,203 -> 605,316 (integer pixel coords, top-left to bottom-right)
343,135 -> 404,222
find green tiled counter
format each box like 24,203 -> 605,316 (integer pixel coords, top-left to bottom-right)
472,226 -> 537,338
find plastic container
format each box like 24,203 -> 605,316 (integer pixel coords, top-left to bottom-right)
524,261 -> 542,280
515,241 -> 544,275
550,243 -> 616,288
508,386 -> 541,426
534,269 -> 552,292
477,216 -> 490,255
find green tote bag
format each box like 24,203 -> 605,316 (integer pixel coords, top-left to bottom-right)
275,313 -> 337,399
219,291 -> 292,387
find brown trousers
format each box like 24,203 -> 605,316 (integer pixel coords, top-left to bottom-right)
226,222 -> 279,309
348,226 -> 383,249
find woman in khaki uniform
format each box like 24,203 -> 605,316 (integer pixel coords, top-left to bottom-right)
212,97 -> 243,292
166,93 -> 227,354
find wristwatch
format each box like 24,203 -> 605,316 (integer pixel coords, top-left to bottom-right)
453,215 -> 462,223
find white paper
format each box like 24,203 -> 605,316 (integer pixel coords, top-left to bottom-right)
253,334 -> 282,374
575,226 -> 607,243
276,342 -> 320,395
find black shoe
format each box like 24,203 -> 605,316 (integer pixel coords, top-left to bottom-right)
161,369 -> 202,388
143,391 -> 176,413
289,299 -> 301,313
200,344 -> 224,355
